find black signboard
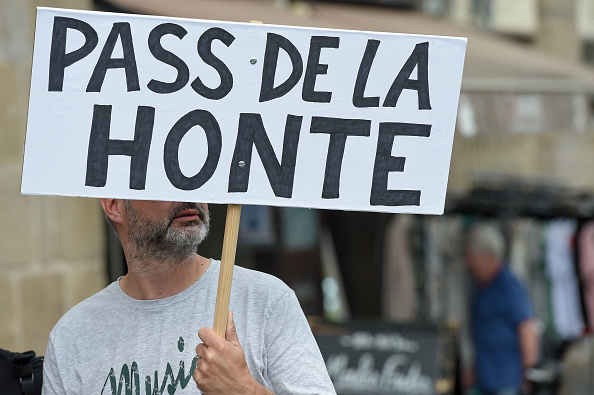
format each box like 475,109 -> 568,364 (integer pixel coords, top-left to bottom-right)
314,322 -> 456,395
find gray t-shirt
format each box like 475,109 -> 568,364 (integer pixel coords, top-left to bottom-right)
42,260 -> 336,394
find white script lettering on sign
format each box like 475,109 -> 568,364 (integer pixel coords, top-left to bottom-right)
22,7 -> 467,214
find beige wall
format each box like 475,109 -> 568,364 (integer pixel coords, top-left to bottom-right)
449,131 -> 594,194
537,0 -> 582,61
450,90 -> 594,194
0,0 -> 107,355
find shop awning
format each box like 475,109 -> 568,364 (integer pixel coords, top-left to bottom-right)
102,0 -> 594,94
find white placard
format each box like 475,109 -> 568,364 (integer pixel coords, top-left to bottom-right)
22,7 -> 466,214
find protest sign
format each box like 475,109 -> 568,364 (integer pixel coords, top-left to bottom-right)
22,7 -> 466,215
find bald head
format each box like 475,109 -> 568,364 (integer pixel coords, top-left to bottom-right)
466,222 -> 505,261
465,222 -> 506,283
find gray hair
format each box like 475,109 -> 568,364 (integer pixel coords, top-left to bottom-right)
466,222 -> 505,261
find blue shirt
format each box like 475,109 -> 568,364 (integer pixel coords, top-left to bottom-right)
471,265 -> 532,392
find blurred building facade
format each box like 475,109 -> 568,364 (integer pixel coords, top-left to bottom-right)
0,0 -> 106,355
2,0 -> 594,379
442,0 -> 594,197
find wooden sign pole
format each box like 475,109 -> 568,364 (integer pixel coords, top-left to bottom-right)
212,19 -> 260,338
212,203 -> 242,337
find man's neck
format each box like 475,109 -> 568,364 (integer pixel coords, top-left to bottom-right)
478,263 -> 504,287
120,254 -> 211,300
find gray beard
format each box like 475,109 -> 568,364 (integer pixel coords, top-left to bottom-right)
124,201 -> 210,275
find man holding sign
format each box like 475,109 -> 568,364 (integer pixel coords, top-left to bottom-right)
22,6 -> 467,395
42,199 -> 336,394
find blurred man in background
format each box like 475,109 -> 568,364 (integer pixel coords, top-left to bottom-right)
465,222 -> 539,395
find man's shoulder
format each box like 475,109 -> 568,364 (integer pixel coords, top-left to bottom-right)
498,266 -> 532,307
231,264 -> 290,292
500,265 -> 526,289
49,281 -> 119,339
227,264 -> 295,308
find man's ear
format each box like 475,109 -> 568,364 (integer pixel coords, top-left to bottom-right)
101,198 -> 125,225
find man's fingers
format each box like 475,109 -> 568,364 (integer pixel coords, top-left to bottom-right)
193,359 -> 202,385
195,342 -> 207,358
198,326 -> 223,347
225,310 -> 240,346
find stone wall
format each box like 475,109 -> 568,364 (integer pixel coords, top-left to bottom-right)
537,0 -> 582,62
0,0 -> 107,355
449,131 -> 594,194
